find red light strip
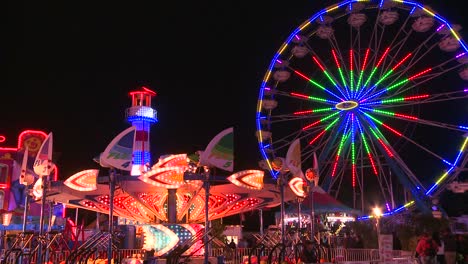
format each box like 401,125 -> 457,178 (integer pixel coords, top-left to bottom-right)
408,68 -> 432,80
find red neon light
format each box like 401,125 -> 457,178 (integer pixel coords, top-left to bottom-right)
376,47 -> 390,68
294,110 -> 313,115
142,86 -> 157,96
362,49 -> 370,71
293,70 -> 311,82
332,155 -> 340,176
394,113 -> 418,120
404,94 -> 429,101
408,68 -> 432,80
331,49 -> 341,68
368,153 -> 378,175
312,56 -> 325,71
291,92 -> 310,99
382,123 -> 403,136
378,139 -> 394,157
129,86 -> 157,97
349,50 -> 353,71
18,130 -> 48,148
308,129 -> 327,145
302,120 -> 321,131
352,164 -> 356,187
391,53 -> 412,71
0,136 -> 5,143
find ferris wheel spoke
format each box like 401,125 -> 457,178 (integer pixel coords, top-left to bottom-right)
288,67 -> 345,102
364,90 -> 468,110
361,107 -> 465,133
385,58 -> 465,98
360,115 -> 425,188
361,111 -> 458,166
309,51 -> 350,99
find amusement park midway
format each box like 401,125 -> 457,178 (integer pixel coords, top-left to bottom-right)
2,1 -> 468,263
4,0 -> 468,219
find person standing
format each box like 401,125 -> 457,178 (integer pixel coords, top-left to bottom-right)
228,238 -> 236,249
441,228 -> 456,264
416,231 -> 438,264
433,231 -> 446,264
300,240 -> 318,264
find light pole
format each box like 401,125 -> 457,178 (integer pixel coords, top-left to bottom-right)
372,207 -> 382,250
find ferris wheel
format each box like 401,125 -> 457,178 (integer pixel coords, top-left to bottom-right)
256,0 -> 468,217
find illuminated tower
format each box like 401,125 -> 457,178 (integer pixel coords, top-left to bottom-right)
126,86 -> 158,176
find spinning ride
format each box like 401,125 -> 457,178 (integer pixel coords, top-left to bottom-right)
256,0 -> 468,216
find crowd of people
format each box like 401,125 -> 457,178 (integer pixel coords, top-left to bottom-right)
415,228 -> 467,264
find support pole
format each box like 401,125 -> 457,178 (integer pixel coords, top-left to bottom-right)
45,202 -> 53,261
259,209 -> 263,236
108,169 -> 116,264
19,187 -> 30,264
297,198 -> 302,229
204,169 -> 210,264
310,187 -> 315,241
280,175 -> 286,259
36,175 -> 48,264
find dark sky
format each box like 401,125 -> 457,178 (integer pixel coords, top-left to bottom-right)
4,0 -> 341,177
4,0 -> 465,178
3,0 -> 468,220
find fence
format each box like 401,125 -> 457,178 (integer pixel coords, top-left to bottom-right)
1,247 -> 414,264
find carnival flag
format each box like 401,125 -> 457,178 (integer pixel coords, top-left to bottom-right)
33,132 -> 53,177
286,139 -> 304,178
20,147 -> 29,185
101,126 -> 136,171
199,127 -> 234,172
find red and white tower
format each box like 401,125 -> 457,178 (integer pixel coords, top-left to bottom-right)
126,86 -> 158,176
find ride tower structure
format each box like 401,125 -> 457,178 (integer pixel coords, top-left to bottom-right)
126,86 -> 158,176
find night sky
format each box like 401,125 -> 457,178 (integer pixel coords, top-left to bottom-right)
4,0 -> 468,223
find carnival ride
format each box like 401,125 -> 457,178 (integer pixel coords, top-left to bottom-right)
0,87 -> 301,263
256,0 -> 468,218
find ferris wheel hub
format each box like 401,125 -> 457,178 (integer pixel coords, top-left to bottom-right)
335,100 -> 359,111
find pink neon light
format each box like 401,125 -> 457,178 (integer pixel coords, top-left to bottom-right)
309,129 -> 327,145
408,68 -> 432,80
362,49 -> 370,71
376,47 -> 390,68
456,52 -> 466,59
394,113 -> 418,120
391,53 -> 412,71
349,50 -> 353,71
0,136 -> 5,143
312,56 -> 325,71
404,94 -> 429,101
378,139 -> 394,157
302,120 -> 321,131
382,123 -> 403,136
294,110 -> 313,115
331,49 -> 341,68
